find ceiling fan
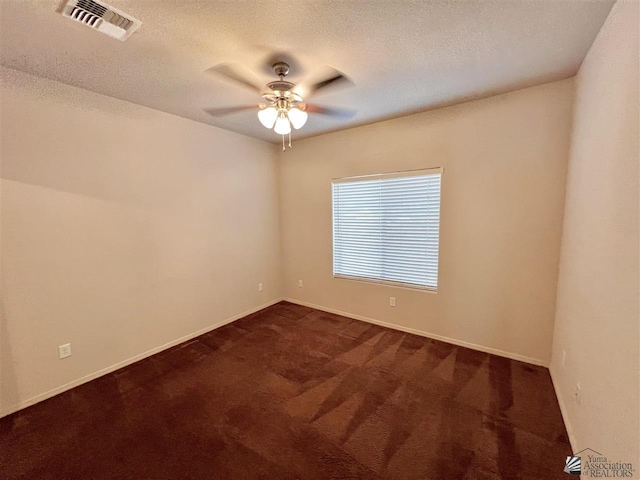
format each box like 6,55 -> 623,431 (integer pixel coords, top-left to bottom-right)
203,61 -> 355,149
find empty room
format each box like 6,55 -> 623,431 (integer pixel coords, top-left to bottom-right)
0,1 -> 638,479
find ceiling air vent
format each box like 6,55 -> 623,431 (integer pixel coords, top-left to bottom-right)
60,0 -> 141,41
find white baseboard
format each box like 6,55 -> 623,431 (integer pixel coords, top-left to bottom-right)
2,296 -> 549,418
549,365 -> 578,452
0,297 -> 284,419
283,297 -> 548,367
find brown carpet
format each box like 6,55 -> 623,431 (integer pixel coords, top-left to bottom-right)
0,301 -> 571,479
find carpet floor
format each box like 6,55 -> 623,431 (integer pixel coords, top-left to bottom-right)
0,301 -> 571,479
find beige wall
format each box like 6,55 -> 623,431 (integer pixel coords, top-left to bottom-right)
279,79 -> 574,365
550,0 -> 639,467
0,67 -> 281,416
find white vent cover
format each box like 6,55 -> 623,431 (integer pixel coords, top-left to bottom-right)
60,0 -> 141,41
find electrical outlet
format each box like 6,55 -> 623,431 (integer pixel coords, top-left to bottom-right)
298,280 -> 303,288
58,343 -> 71,359
389,297 -> 396,307
258,283 -> 263,292
562,350 -> 567,368
574,383 -> 582,406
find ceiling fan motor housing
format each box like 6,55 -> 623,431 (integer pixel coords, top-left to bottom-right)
265,62 -> 301,107
263,60 -> 303,110
267,80 -> 295,92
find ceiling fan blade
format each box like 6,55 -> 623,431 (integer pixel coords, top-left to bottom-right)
296,67 -> 354,98
305,104 -> 356,120
203,105 -> 258,117
204,63 -> 263,94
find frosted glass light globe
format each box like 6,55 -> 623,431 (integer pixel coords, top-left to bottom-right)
258,107 -> 278,129
274,114 -> 292,135
288,108 -> 308,129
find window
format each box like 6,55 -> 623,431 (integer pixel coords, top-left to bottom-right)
332,168 -> 442,291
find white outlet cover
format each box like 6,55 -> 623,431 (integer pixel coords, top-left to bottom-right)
58,343 -> 72,359
298,280 -> 303,288
258,283 -> 263,292
390,297 -> 396,307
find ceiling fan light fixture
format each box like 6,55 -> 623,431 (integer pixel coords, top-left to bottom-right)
258,107 -> 278,129
274,112 -> 292,135
288,107 -> 308,129
205,61 -> 355,149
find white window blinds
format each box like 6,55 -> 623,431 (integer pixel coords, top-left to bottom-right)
332,168 -> 442,291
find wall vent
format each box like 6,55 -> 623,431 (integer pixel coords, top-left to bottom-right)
60,0 -> 141,41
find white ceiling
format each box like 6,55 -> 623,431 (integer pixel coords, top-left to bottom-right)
0,0 -> 614,143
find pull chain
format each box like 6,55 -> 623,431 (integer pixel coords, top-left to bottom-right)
288,132 -> 292,149
282,134 -> 285,152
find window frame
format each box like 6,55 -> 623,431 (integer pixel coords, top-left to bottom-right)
331,167 -> 443,292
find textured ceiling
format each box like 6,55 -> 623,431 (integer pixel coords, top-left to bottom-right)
0,0 -> 614,143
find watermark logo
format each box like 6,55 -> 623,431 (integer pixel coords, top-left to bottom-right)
563,448 -> 635,477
